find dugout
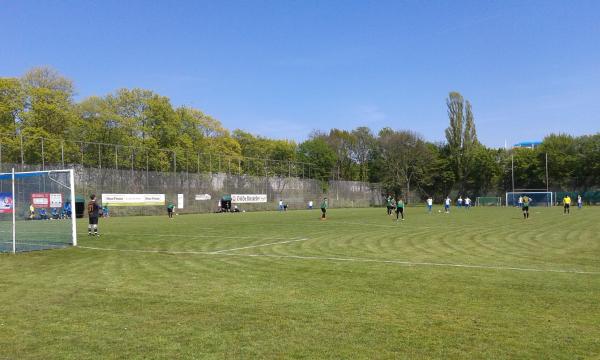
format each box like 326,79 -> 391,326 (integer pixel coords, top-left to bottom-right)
75,195 -> 85,218
220,194 -> 232,212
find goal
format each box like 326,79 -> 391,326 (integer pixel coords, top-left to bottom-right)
0,169 -> 77,253
476,196 -> 502,206
505,191 -> 553,207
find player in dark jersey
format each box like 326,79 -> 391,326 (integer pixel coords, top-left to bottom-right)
87,194 -> 100,236
522,196 -> 530,219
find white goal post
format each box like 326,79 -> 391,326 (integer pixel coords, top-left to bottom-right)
0,168 -> 77,253
505,191 -> 553,207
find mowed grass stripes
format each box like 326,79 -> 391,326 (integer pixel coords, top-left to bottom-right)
1,206 -> 600,359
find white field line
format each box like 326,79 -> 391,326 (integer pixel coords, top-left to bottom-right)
98,233 -> 295,241
1,241 -> 66,248
76,246 -> 600,276
209,238 -> 309,254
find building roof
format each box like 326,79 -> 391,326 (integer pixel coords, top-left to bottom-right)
513,141 -> 542,148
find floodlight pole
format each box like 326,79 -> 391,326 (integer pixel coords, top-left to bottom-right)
12,168 -> 16,254
70,169 -> 77,246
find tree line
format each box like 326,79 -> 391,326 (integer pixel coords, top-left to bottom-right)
1,67 -> 599,200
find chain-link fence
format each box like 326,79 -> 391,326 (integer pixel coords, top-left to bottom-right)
0,133 -> 314,179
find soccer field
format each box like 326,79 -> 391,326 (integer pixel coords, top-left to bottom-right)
1,207 -> 600,359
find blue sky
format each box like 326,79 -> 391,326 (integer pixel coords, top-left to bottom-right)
2,0 -> 599,147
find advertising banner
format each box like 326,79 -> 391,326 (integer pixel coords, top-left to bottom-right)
31,193 -> 50,208
50,193 -> 63,208
177,194 -> 184,209
0,192 -> 13,213
101,194 -> 165,207
195,194 -> 212,201
231,194 -> 268,203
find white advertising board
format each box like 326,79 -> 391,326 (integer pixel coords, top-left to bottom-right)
177,194 -> 184,209
231,194 -> 268,203
195,194 -> 212,201
101,194 -> 165,207
50,193 -> 63,208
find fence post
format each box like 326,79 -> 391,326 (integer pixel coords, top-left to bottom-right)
98,143 -> 102,169
41,137 -> 45,170
61,141 -> 65,167
20,134 -> 24,169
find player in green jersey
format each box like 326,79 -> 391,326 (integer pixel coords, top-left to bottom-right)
395,198 -> 405,221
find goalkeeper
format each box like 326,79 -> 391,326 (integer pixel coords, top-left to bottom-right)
87,194 -> 100,236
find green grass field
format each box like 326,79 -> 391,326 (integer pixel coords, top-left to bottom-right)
2,206 -> 600,359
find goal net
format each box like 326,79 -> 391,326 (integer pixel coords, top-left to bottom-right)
0,169 -> 77,253
505,191 -> 553,207
476,196 -> 502,206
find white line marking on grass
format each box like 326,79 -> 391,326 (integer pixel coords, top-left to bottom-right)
226,253 -> 600,275
209,238 -> 309,254
333,221 -> 399,228
100,233 -> 295,241
76,246 -> 600,276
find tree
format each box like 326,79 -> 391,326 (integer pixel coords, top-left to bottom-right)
377,129 -> 434,202
19,67 -> 78,138
297,138 -> 336,183
444,92 -> 478,192
0,77 -> 25,132
350,127 -> 376,182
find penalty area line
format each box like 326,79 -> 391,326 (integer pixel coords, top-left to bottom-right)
209,238 -> 309,254
75,246 -> 600,276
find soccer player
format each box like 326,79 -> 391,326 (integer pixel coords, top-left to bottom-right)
464,196 -> 471,209
522,195 -> 530,219
102,203 -> 109,218
308,200 -> 313,209
457,196 -> 463,208
426,197 -> 433,213
563,195 -> 571,214
395,198 -> 405,221
29,203 -> 35,220
320,197 -> 328,220
64,201 -> 72,219
386,195 -> 393,216
87,194 -> 100,236
444,196 -> 451,213
167,201 -> 175,218
577,195 -> 583,209
518,196 -> 523,208
279,199 -> 284,211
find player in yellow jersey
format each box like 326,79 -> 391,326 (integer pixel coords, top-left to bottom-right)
563,195 -> 571,214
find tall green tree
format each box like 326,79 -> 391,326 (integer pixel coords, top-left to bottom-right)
445,91 -> 478,192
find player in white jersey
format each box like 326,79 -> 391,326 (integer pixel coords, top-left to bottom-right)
426,197 -> 433,213
444,197 -> 451,213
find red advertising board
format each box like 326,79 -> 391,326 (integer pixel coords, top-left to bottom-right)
31,193 -> 50,208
